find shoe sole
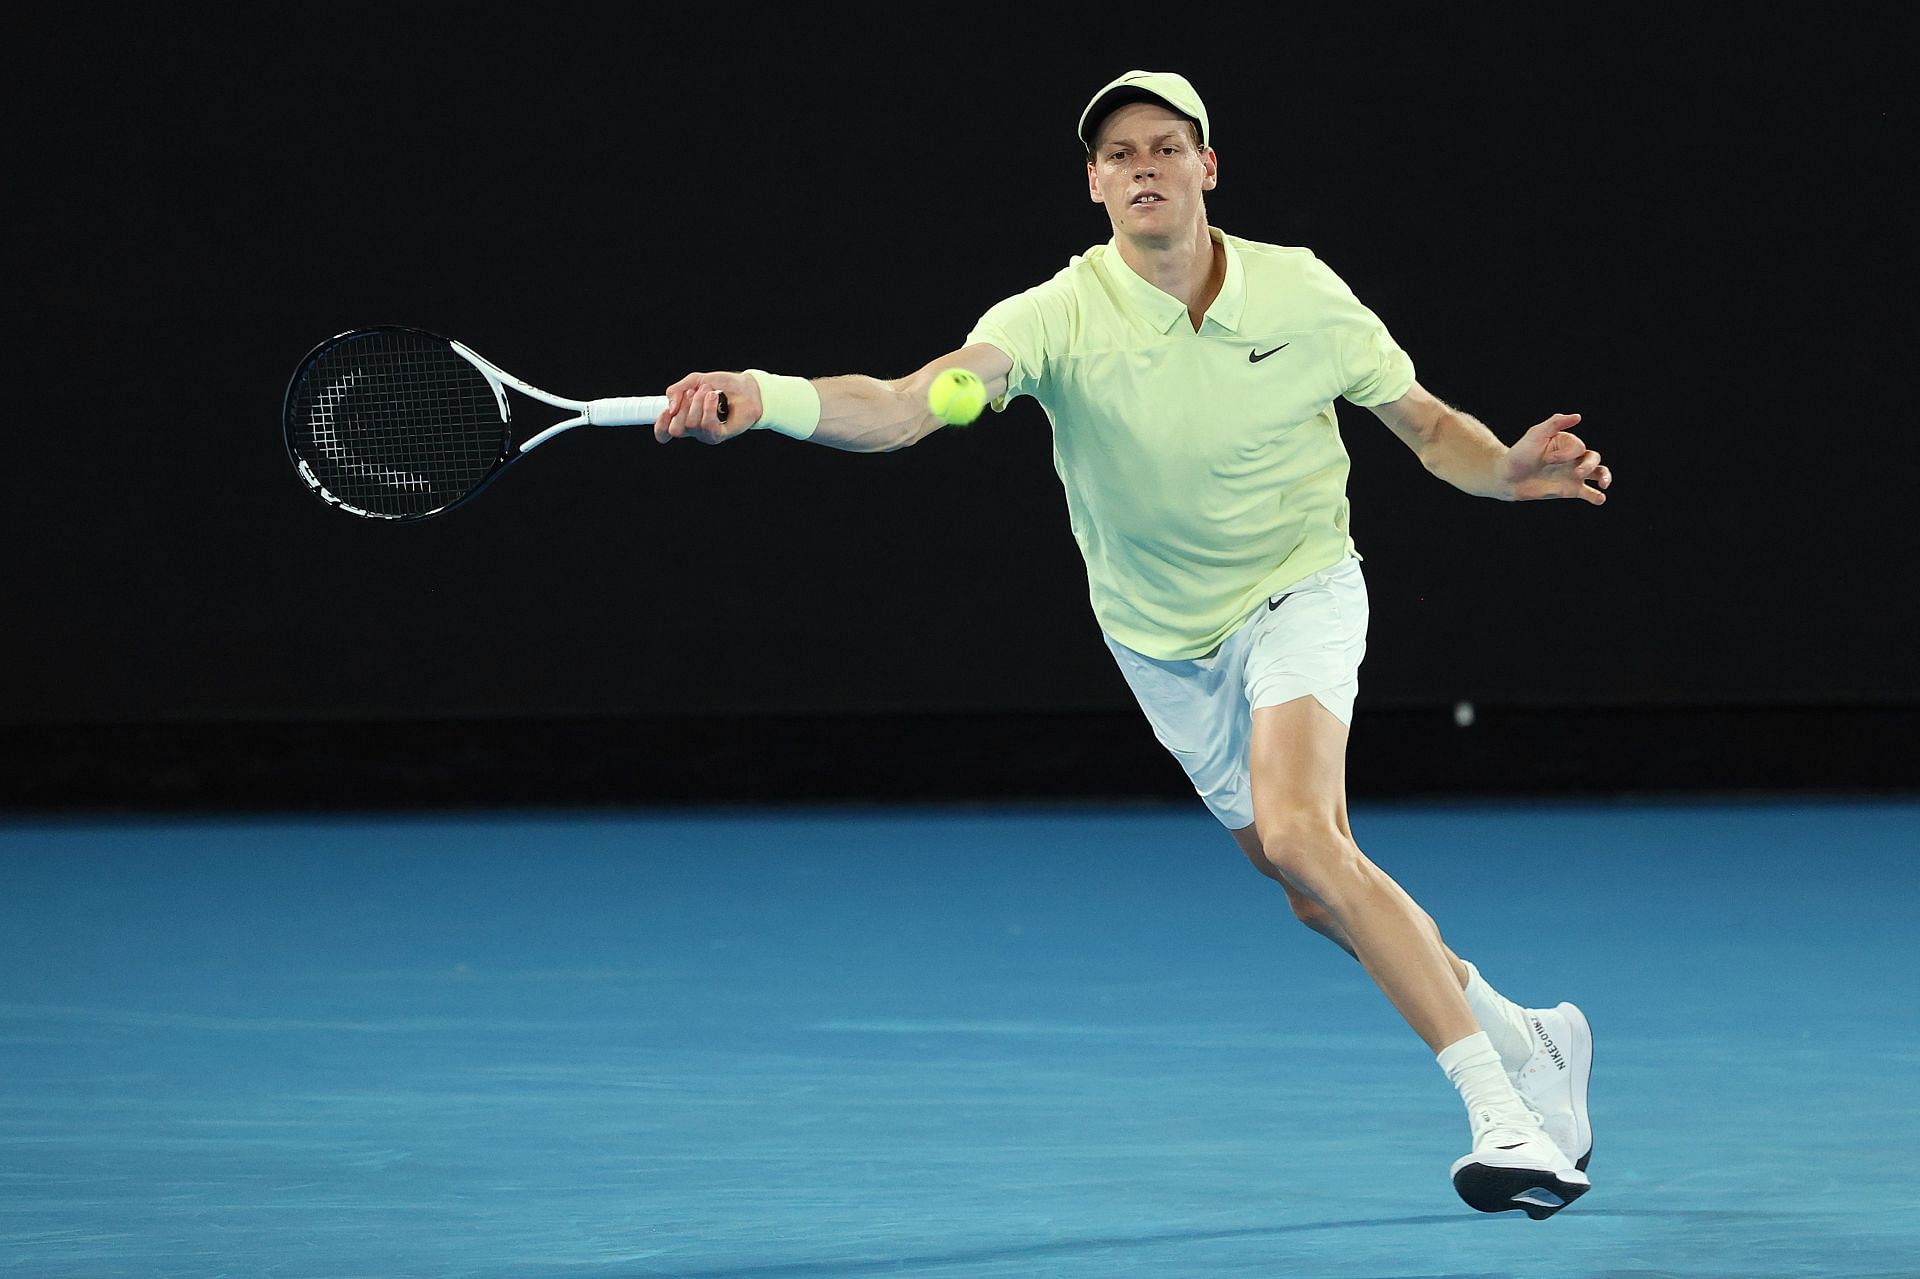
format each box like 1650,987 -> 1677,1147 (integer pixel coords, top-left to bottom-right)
1451,1160 -> 1591,1221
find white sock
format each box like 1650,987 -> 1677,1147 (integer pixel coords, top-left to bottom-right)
1436,1031 -> 1527,1123
1462,960 -> 1535,1074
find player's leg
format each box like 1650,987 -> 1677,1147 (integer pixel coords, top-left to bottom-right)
1101,564 -> 1588,1214
1245,696 -> 1478,1049
1240,559 -> 1590,1214
1228,819 -> 1591,1172
1247,693 -> 1587,1216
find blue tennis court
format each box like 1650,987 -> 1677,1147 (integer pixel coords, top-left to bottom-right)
3,800 -> 1913,1277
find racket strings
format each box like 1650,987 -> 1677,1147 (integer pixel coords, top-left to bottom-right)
289,330 -> 508,518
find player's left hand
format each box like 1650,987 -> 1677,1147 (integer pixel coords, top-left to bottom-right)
1500,413 -> 1611,505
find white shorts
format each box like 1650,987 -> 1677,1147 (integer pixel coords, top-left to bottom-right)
1104,557 -> 1369,830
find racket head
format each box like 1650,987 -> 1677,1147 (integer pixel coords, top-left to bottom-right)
283,326 -> 514,521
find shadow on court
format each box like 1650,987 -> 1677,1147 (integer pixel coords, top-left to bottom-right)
560,1209 -> 1831,1279
582,1217 -> 1468,1279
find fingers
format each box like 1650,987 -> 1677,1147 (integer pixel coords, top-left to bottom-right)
1571,449 -> 1611,489
654,380 -> 704,442
654,381 -> 685,442
1504,403 -> 1609,504
1521,411 -> 1582,448
1570,454 -> 1610,505
1512,409 -> 1611,505
655,375 -> 736,443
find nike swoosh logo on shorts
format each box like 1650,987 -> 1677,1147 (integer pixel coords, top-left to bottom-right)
1268,592 -> 1292,611
1249,344 -> 1290,363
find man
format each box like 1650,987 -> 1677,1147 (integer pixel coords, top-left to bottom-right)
653,69 -> 1610,1219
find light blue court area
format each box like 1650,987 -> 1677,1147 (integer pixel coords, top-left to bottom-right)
2,801 -> 1915,1278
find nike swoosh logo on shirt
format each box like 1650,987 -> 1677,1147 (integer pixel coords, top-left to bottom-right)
1249,344 -> 1290,363
1267,592 -> 1292,611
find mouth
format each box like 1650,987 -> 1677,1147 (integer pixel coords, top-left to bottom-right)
1129,191 -> 1166,207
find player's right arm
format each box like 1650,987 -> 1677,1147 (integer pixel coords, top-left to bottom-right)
653,344 -> 1013,452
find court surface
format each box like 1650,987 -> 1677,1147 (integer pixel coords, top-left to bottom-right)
3,800 -> 1915,1278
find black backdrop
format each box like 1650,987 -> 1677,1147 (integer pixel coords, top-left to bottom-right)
6,6 -> 1913,805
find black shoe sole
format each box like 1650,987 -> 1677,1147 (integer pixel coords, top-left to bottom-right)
1452,1163 -> 1591,1220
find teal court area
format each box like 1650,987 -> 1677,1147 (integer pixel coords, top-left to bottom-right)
3,801 -> 1915,1278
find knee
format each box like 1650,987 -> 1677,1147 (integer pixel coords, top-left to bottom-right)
1239,840 -> 1335,926
1260,817 -> 1365,894
1231,825 -> 1286,884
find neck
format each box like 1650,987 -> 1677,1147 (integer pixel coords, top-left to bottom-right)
1114,220 -> 1223,326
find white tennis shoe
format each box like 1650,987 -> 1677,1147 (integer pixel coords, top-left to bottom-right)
1512,1002 -> 1595,1172
1449,1102 -> 1590,1220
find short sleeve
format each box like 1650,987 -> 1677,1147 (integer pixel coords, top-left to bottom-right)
965,271 -> 1077,412
1306,256 -> 1416,408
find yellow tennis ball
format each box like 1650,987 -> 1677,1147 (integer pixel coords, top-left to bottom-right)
927,368 -> 987,426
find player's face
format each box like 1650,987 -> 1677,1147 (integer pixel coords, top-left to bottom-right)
1086,103 -> 1217,240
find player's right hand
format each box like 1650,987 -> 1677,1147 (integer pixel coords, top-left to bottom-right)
656,371 -> 762,444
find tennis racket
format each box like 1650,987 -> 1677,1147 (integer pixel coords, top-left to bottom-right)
283,326 -> 721,520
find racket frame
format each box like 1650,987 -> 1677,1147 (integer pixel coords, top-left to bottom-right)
283,325 -> 667,522
447,339 -> 665,453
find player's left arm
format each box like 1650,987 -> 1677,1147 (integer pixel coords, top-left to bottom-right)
1367,381 -> 1611,505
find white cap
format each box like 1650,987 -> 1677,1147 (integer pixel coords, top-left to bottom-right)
1077,69 -> 1210,151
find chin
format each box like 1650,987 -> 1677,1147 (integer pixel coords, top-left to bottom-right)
1124,213 -> 1179,238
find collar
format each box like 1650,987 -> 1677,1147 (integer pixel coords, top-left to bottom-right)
1101,226 -> 1245,335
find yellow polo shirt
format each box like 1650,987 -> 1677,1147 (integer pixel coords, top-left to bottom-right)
966,227 -> 1415,660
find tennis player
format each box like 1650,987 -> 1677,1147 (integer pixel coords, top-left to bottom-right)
654,70 -> 1609,1219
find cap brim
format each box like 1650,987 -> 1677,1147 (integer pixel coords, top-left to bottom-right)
1079,86 -> 1203,151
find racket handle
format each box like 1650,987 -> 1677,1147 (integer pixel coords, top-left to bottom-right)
585,395 -> 670,426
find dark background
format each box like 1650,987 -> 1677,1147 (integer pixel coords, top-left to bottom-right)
5,5 -> 1913,807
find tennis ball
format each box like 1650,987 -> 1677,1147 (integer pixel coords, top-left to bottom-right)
927,368 -> 987,426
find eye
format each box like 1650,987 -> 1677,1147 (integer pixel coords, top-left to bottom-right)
1161,146 -> 1178,155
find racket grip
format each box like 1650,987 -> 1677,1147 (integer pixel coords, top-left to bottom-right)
585,396 -> 670,426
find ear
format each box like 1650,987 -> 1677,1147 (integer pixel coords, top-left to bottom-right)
1201,146 -> 1219,191
1087,161 -> 1103,204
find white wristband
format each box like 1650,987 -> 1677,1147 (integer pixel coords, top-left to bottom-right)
746,370 -> 822,440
